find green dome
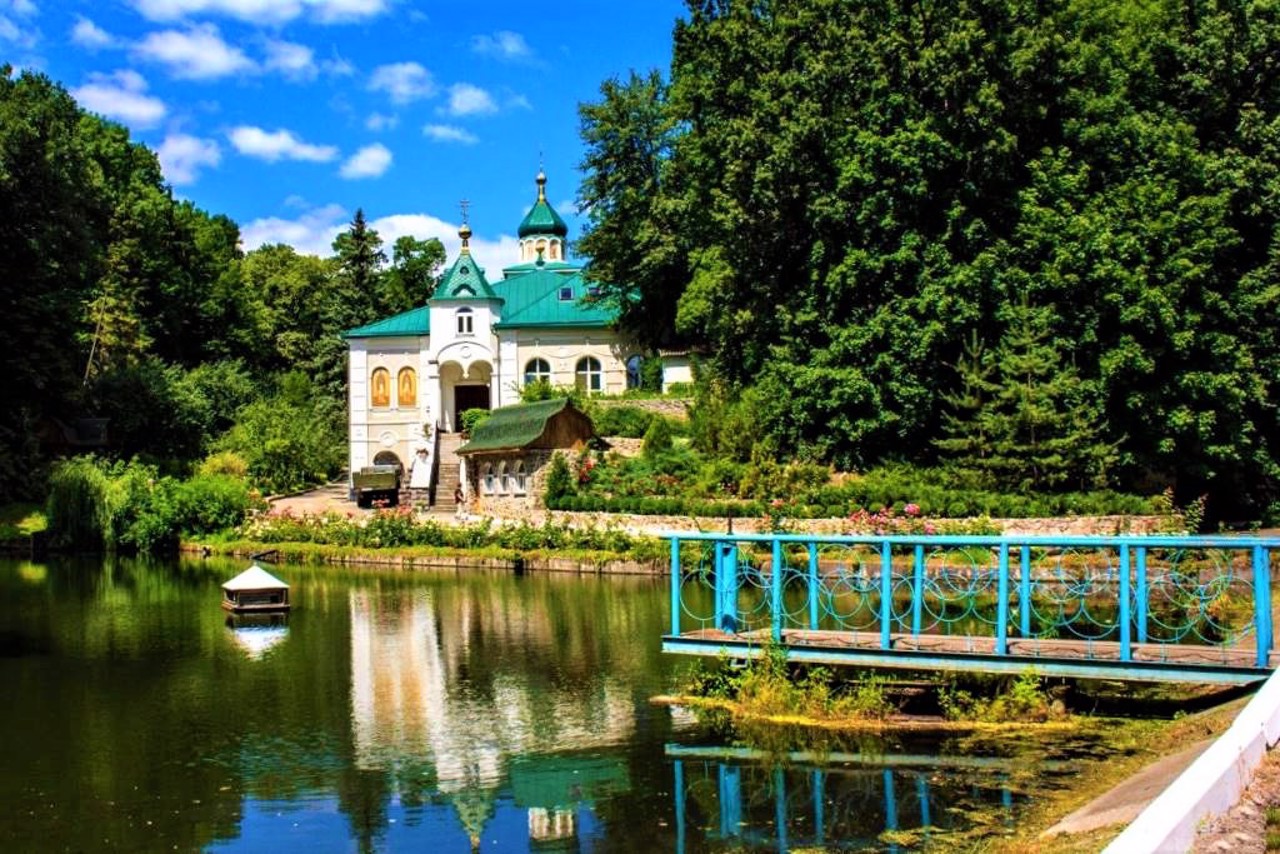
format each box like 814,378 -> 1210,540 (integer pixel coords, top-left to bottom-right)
518,170 -> 568,239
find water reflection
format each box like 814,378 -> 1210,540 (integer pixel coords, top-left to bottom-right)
226,613 -> 290,659
0,557 -> 1090,852
348,587 -> 638,847
670,746 -> 1030,852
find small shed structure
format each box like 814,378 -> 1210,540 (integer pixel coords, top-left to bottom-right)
456,398 -> 600,510
221,564 -> 291,612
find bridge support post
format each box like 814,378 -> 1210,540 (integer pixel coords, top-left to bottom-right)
997,544 -> 1010,655
808,543 -> 820,631
670,538 -> 680,635
1019,545 -> 1031,638
715,543 -> 739,633
880,541 -> 893,649
1136,546 -> 1148,643
1119,544 -> 1132,661
771,539 -> 783,643
1254,545 -> 1273,668
912,544 -> 924,638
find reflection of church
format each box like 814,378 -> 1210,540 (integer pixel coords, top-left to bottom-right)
345,171 -> 669,491
347,588 -> 633,850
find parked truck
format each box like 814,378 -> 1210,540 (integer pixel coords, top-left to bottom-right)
352,465 -> 400,508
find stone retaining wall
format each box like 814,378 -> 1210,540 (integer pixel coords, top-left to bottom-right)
481,508 -> 1170,538
593,398 -> 691,420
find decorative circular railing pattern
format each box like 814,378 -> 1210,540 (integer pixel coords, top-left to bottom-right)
667,533 -> 1278,672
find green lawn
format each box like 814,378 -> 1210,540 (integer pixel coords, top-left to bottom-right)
0,503 -> 47,541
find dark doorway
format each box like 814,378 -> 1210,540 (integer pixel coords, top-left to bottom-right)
454,385 -> 490,428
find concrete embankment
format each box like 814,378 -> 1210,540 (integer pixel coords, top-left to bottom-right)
1101,668 -> 1280,853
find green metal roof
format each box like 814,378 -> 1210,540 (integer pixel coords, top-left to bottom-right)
493,270 -> 615,329
433,229 -> 499,302
457,398 -> 590,454
501,259 -> 577,277
343,306 -> 430,338
518,171 -> 569,238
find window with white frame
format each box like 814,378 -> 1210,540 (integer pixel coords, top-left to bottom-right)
514,461 -> 527,495
483,463 -> 495,494
524,358 -> 551,386
575,356 -> 603,393
499,462 -> 510,494
457,307 -> 474,335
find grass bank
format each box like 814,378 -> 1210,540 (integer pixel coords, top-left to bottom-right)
186,537 -> 664,574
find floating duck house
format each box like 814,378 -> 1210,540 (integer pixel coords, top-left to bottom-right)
221,564 -> 291,613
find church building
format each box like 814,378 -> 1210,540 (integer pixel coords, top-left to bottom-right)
344,171 -> 653,501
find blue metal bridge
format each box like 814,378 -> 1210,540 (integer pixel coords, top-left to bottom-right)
663,533 -> 1280,684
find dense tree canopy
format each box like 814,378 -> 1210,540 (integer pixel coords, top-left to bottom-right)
0,69 -> 444,500
577,0 -> 1280,516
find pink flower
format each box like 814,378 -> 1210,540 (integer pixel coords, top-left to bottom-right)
904,503 -> 921,517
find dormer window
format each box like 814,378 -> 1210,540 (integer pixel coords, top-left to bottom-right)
457,307 -> 474,335
559,286 -> 573,302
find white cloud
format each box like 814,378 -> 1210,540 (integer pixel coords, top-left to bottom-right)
0,0 -> 39,48
71,16 -> 116,49
263,39 -> 315,80
240,203 -> 348,256
71,70 -> 167,129
134,24 -> 255,80
131,0 -> 389,25
375,214 -> 518,275
157,133 -> 221,184
365,111 -> 398,131
506,93 -> 532,111
423,124 -> 477,145
228,126 -> 338,162
339,142 -> 391,179
240,203 -> 519,274
470,30 -> 532,62
443,82 -> 497,117
369,61 -> 435,104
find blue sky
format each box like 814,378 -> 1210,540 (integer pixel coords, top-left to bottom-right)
3,0 -> 686,275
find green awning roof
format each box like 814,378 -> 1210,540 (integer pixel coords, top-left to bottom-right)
343,306 -> 430,338
457,398 -> 588,454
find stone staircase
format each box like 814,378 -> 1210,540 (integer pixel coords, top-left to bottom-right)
434,432 -> 465,509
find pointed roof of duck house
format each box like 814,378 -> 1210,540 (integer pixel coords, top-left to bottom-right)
222,564 -> 289,591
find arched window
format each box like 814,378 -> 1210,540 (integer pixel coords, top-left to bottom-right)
625,355 -> 644,390
397,367 -> 417,407
370,368 -> 391,407
514,461 -> 527,495
482,463 -> 495,495
498,462 -> 509,494
575,356 -> 602,393
457,307 -> 474,335
524,358 -> 551,387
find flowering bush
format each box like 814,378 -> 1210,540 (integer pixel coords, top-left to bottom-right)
236,507 -> 657,556
843,505 -> 998,536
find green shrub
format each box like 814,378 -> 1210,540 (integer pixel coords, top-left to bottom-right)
172,474 -> 260,534
544,453 -> 574,501
198,451 -> 249,479
642,416 -> 675,457
460,408 -> 491,436
594,405 -> 654,438
46,457 -> 112,550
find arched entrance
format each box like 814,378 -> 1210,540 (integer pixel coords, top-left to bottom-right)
439,359 -> 494,431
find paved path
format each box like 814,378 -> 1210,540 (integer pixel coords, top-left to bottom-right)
1043,739 -> 1214,838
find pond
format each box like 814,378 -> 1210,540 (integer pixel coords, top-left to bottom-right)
0,556 -> 1101,852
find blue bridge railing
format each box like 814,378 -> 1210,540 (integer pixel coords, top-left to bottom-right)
665,533 -> 1280,682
